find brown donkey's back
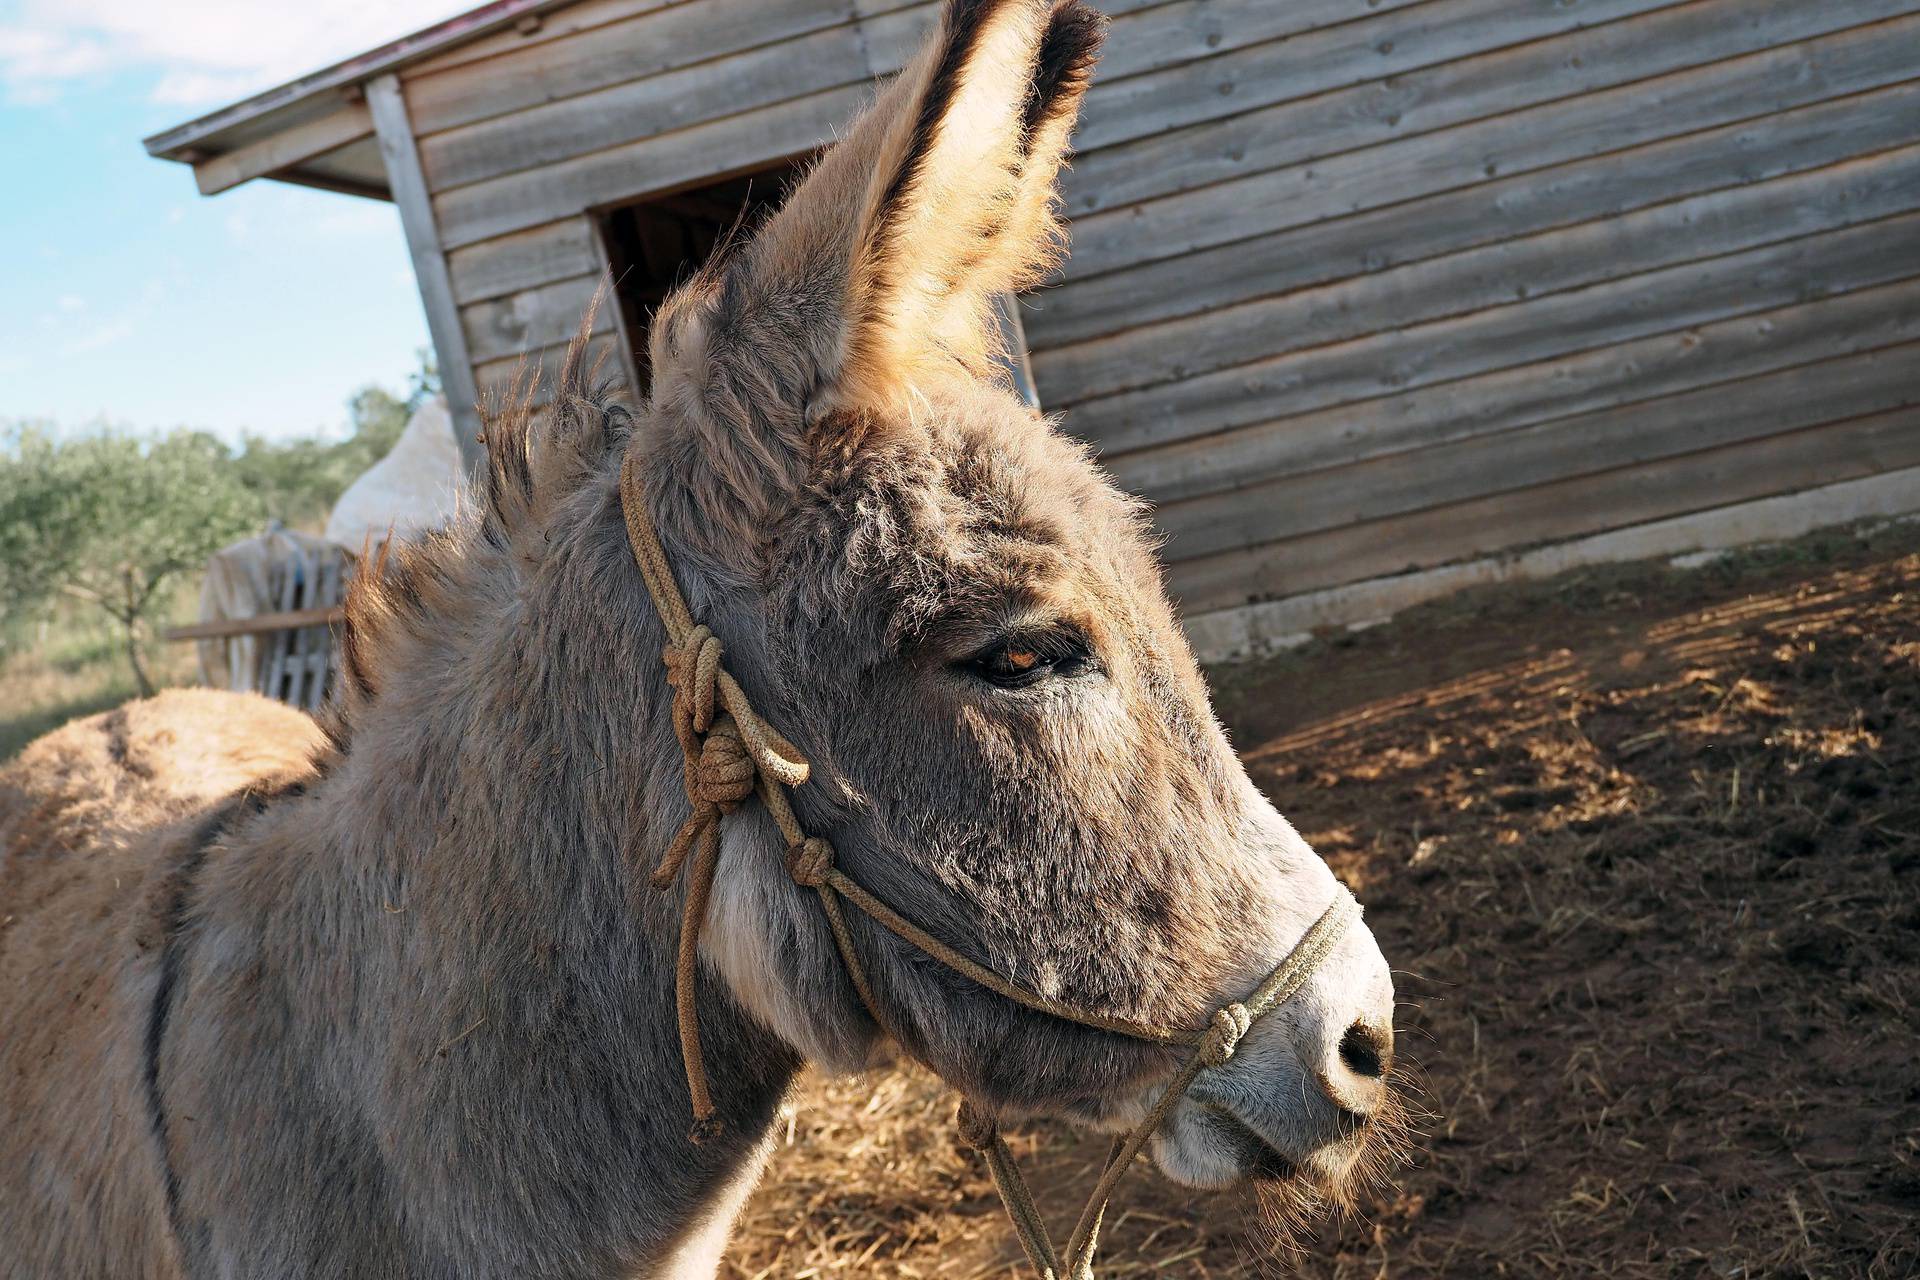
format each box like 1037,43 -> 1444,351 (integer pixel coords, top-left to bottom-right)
0,690 -> 322,1276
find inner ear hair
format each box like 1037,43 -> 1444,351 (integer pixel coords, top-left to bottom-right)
844,0 -> 1106,396
1022,1 -> 1106,150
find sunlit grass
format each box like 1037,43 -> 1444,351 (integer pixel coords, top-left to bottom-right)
0,587 -> 200,760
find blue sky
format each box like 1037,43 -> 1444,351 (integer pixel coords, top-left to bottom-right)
0,0 -> 472,444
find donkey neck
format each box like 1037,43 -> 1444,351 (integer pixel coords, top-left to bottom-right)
196,511 -> 799,1277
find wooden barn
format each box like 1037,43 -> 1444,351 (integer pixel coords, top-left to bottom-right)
146,0 -> 1920,657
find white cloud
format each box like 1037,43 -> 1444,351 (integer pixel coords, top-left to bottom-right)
56,276 -> 165,356
148,67 -> 272,107
63,316 -> 134,354
0,25 -> 111,81
0,0 -> 470,107
311,199 -> 395,237
35,294 -> 88,331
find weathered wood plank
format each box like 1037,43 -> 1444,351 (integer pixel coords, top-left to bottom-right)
1074,0 -> 1693,155
420,0 -> 1369,196
165,605 -> 348,643
420,22 -> 873,192
461,272 -> 612,365
409,0 -> 1414,149
1061,13 -> 1920,286
405,0 -> 861,137
1062,0 -> 1919,220
1087,0 -> 1431,88
1042,136 -> 1920,412
402,0 -> 685,78
288,136 -> 388,197
1184,463 -> 1920,657
307,555 -> 342,711
1120,268 -> 1920,506
433,81 -> 872,249
194,100 -> 373,196
1155,340 -> 1920,565
1033,39 -> 1920,351
850,1 -> 941,71
475,333 -> 626,408
367,74 -> 487,473
850,0 -> 1249,77
406,0 -> 943,81
424,0 -> 1712,257
1169,404 -> 1920,616
417,0 -> 1468,237
1189,460 -> 1920,656
1069,198 -> 1920,462
286,542 -> 320,711
266,548 -> 296,702
446,218 -> 601,306
852,0 -> 1332,91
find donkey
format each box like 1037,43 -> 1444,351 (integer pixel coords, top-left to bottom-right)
0,2 -> 1399,1275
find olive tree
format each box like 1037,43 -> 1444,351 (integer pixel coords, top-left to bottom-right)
0,424 -> 263,696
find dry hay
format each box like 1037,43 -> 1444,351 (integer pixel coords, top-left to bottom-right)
725,523 -> 1920,1278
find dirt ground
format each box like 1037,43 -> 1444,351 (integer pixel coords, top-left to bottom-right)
724,520 -> 1920,1280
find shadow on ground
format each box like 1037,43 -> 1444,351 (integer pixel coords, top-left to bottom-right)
729,522 -> 1920,1279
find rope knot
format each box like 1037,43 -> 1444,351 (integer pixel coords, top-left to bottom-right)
693,723 -> 755,810
663,624 -> 723,732
954,1100 -> 998,1152
786,837 -> 835,888
1200,1003 -> 1250,1067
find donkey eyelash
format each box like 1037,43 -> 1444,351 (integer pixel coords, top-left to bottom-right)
962,632 -> 1097,687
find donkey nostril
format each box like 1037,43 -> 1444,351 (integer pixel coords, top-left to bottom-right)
1338,1021 -> 1392,1080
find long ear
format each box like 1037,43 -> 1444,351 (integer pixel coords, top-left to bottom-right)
830,0 -> 1106,396
644,0 -> 1103,517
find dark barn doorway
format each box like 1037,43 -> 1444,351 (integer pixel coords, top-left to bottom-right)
595,157 -> 813,396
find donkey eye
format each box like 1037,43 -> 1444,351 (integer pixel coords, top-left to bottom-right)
973,645 -> 1050,686
964,635 -> 1093,687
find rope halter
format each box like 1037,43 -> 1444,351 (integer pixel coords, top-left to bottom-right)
617,453 -> 1362,1279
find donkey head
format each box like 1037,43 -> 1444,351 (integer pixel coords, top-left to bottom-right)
627,0 -> 1396,1205
610,0 -> 1397,1205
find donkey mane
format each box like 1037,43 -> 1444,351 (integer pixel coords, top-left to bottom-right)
330,336 -> 634,730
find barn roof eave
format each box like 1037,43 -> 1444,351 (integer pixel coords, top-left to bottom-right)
141,0 -> 566,191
